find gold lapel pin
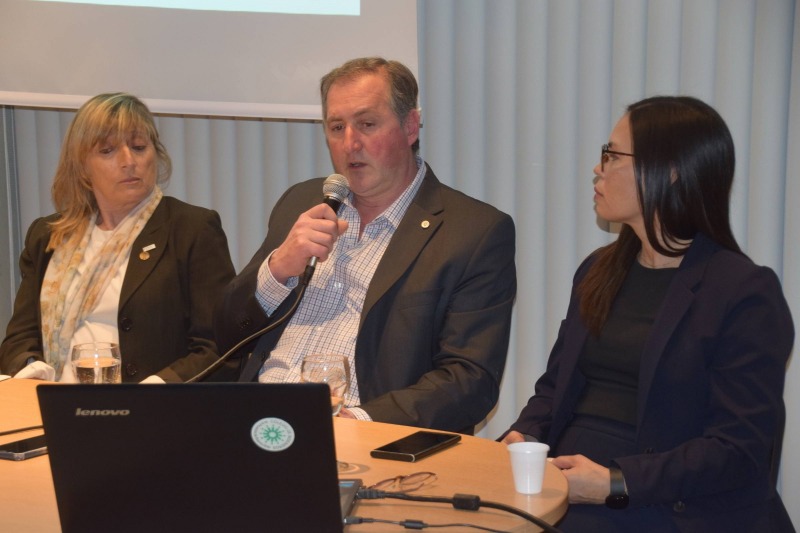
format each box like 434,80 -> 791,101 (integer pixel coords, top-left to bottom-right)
421,220 -> 430,229
139,244 -> 156,261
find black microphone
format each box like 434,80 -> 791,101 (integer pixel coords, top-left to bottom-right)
306,173 -> 350,270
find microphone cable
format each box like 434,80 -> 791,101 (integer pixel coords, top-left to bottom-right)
188,173 -> 349,382
354,489 -> 563,533
343,515 -> 507,532
185,283 -> 308,383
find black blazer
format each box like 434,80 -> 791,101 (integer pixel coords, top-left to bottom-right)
0,197 -> 236,382
214,165 -> 517,432
510,233 -> 794,531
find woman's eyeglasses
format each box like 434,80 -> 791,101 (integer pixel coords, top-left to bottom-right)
368,472 -> 437,493
601,143 -> 634,171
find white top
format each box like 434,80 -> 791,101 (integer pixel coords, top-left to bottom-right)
57,224 -> 128,382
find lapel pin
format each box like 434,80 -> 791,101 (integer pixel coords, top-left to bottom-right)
421,220 -> 430,229
139,243 -> 156,261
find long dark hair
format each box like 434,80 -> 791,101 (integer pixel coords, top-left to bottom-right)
578,96 -> 741,335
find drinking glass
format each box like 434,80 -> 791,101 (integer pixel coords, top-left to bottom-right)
71,342 -> 122,384
300,354 -> 351,471
300,354 -> 349,416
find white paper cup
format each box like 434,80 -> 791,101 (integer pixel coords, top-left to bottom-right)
507,441 -> 550,494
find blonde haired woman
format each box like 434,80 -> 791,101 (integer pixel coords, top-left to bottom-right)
0,93 -> 235,382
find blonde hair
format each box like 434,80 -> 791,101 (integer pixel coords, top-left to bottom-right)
48,93 -> 171,250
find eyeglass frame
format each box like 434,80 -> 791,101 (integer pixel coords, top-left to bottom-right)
601,143 -> 634,172
368,471 -> 437,493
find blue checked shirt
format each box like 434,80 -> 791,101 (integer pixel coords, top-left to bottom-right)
254,158 -> 426,420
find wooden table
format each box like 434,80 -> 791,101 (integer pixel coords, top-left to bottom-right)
0,378 -> 59,533
0,378 -> 567,532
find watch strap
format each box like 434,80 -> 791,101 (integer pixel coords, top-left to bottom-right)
605,465 -> 629,509
609,466 -> 626,495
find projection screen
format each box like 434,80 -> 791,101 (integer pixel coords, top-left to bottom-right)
0,0 -> 418,119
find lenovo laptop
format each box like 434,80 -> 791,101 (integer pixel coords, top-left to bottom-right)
37,383 -> 360,533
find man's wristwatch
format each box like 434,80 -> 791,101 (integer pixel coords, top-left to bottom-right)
605,465 -> 629,509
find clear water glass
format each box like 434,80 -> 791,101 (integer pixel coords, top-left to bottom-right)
300,354 -> 349,416
71,342 -> 122,384
300,354 -> 352,472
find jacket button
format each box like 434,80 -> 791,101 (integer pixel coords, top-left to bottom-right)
238,318 -> 252,330
673,501 -> 686,513
120,317 -> 133,332
125,363 -> 138,376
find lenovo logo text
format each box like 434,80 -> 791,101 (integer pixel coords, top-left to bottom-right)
75,408 -> 130,416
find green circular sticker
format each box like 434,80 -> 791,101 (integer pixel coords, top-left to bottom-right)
251,418 -> 295,452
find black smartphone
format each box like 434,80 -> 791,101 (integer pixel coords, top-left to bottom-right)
0,434 -> 48,461
370,430 -> 461,462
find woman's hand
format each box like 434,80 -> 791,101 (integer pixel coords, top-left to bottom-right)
501,430 -> 526,444
550,454 -> 611,504
13,360 -> 56,381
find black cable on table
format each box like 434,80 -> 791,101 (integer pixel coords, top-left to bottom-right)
344,515 -> 508,532
356,489 -> 563,533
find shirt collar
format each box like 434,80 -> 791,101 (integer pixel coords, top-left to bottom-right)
342,156 -> 426,229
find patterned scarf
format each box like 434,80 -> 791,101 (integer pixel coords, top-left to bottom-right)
40,187 -> 163,379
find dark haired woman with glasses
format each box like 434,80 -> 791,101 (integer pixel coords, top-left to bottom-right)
501,96 -> 794,532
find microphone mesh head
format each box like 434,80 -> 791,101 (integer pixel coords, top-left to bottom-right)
323,173 -> 350,201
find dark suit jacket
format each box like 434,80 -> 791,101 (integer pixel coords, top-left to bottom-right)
0,197 -> 236,383
509,233 -> 794,532
214,165 -> 517,432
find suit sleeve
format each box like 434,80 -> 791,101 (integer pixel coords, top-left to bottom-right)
212,242 -> 272,357
506,257 -> 593,441
0,219 -> 50,375
616,265 -> 793,508
154,210 -> 236,382
358,214 -> 517,432
212,182 -> 313,361
506,319 -> 566,441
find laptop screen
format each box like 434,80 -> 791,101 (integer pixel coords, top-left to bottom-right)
38,383 -> 354,533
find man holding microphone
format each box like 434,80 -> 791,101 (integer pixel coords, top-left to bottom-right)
214,57 -> 516,433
